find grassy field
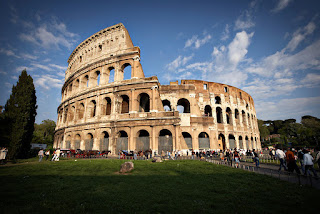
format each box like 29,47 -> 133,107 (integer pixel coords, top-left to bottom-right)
0,159 -> 318,214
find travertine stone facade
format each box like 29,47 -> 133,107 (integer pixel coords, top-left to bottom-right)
54,23 -> 261,154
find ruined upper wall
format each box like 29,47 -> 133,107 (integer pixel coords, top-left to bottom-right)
65,23 -> 140,80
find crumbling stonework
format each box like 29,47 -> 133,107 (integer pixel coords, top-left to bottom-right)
54,23 -> 261,154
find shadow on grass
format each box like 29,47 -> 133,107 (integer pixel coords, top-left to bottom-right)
0,160 -> 318,214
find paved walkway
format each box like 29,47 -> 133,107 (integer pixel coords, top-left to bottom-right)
203,157 -> 320,189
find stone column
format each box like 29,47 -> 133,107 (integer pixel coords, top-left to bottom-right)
100,66 -> 108,85
129,89 -> 135,113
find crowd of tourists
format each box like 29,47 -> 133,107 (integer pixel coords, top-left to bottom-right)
270,146 -> 319,177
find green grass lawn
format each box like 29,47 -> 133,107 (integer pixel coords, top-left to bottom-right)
0,159 -> 318,214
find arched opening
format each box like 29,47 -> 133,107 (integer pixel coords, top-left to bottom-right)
158,129 -> 173,152
182,132 -> 192,149
88,100 -> 96,118
218,134 -> 226,150
101,97 -> 112,115
59,136 -> 64,149
247,113 -> 251,127
199,132 -> 210,150
139,93 -> 150,112
74,79 -> 79,92
121,95 -> 129,114
63,108 -> 68,123
85,133 -> 94,151
95,70 -> 101,86
68,106 -> 75,122
251,137 -> 254,149
228,134 -> 236,149
204,105 -> 212,116
246,103 -> 249,110
216,107 -> 222,123
177,98 -> 190,113
162,99 -> 171,111
74,134 -> 81,149
68,84 -> 72,96
100,131 -> 109,151
226,107 -> 232,125
78,103 -> 85,119
108,67 -> 115,83
254,137 -> 257,149
215,96 -> 221,104
122,63 -> 132,81
117,131 -> 128,151
239,136 -> 243,149
84,75 -> 89,88
136,130 -> 150,152
242,110 -> 246,125
235,109 -> 239,120
66,135 -> 71,149
245,136 -> 249,150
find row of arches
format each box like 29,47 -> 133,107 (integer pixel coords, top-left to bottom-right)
57,129 -> 259,152
57,129 -> 175,153
182,132 -> 258,150
63,63 -> 133,100
58,93 -> 151,125
162,98 -> 257,128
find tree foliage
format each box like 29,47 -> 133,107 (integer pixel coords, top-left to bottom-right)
32,119 -> 56,146
1,70 -> 37,159
259,116 -> 320,148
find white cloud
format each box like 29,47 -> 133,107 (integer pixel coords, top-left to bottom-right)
19,19 -> 78,50
11,76 -> 18,80
166,55 -> 194,71
15,66 -> 34,73
0,70 -> 7,75
271,0 -> 292,13
184,34 -> 211,49
34,74 -> 64,90
228,31 -> 254,68
301,73 -> 320,87
49,64 -> 67,71
30,63 -> 53,72
256,96 -> 320,121
5,82 -> 12,88
0,48 -> 20,58
284,21 -> 316,52
20,53 -> 38,60
221,24 -> 230,41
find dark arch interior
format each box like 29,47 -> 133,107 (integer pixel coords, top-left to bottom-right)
204,105 -> 212,116
121,95 -> 129,113
162,99 -> 171,111
177,98 -> 190,113
139,93 -> 150,112
138,130 -> 150,137
199,132 -> 209,138
118,131 -> 128,138
159,129 -> 172,136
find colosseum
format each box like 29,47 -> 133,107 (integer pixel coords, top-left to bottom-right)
53,23 -> 261,155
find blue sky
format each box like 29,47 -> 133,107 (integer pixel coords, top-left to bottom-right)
0,0 -> 319,123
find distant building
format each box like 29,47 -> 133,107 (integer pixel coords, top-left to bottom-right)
31,144 -> 47,149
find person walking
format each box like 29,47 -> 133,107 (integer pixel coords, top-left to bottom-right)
303,149 -> 318,177
315,147 -> 320,170
276,147 -> 287,171
233,149 -> 240,168
285,148 -> 300,174
45,149 -> 50,161
0,147 -> 8,165
253,149 -> 259,168
38,149 -> 44,162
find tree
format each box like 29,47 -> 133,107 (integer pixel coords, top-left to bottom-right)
2,70 -> 37,159
32,119 -> 56,146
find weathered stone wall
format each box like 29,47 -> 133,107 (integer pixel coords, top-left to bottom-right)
54,23 -> 261,154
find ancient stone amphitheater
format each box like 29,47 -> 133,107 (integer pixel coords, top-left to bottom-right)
54,23 -> 261,154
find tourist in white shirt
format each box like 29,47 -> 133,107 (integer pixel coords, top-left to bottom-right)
275,147 -> 287,171
303,149 -> 318,177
